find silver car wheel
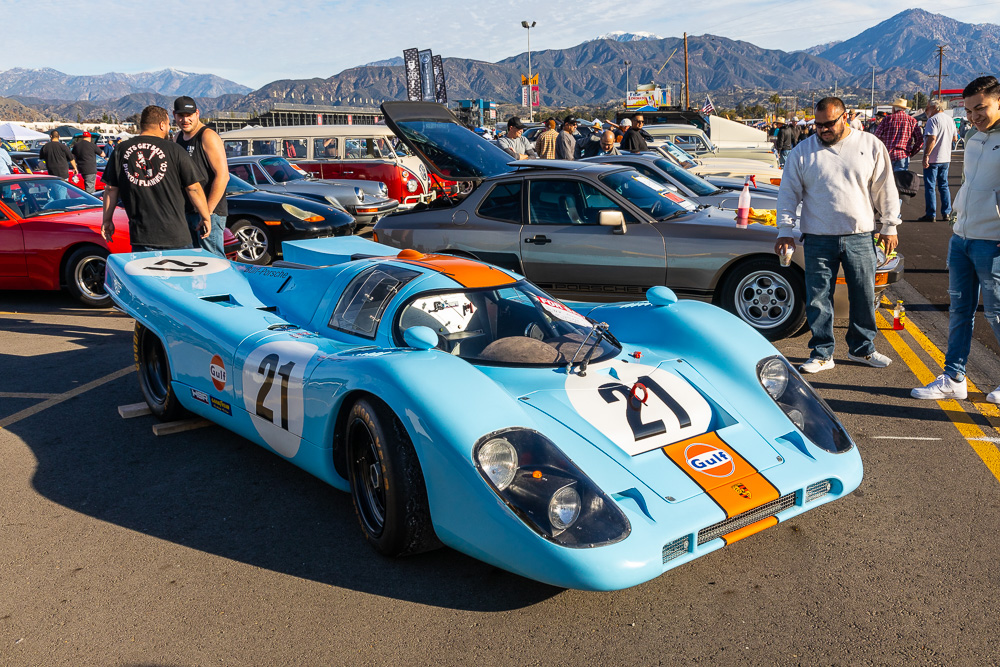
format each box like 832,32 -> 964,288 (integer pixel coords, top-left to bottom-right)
733,270 -> 795,329
234,225 -> 268,262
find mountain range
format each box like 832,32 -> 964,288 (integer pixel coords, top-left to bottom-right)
0,9 -> 994,122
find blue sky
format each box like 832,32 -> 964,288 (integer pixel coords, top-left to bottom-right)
6,0 -> 997,88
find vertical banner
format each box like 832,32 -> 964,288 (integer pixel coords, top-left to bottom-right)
403,48 -> 421,102
522,85 -> 530,107
418,49 -> 435,102
531,84 -> 540,108
432,54 -> 447,104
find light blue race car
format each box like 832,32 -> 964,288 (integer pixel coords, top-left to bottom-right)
104,236 -> 862,591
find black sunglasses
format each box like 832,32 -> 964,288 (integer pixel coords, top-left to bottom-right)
815,113 -> 844,130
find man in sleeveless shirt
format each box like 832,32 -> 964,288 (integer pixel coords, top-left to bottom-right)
173,96 -> 229,257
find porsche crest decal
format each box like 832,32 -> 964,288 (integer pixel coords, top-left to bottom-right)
732,483 -> 751,499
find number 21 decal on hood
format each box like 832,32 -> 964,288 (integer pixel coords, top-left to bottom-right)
565,362 -> 712,456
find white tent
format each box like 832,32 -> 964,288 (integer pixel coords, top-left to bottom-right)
0,122 -> 50,141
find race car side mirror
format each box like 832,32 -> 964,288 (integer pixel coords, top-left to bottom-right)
403,326 -> 439,350
646,286 -> 678,307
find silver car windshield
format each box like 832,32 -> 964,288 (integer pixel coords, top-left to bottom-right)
259,157 -> 306,183
653,158 -> 719,196
396,281 -> 619,366
599,170 -> 697,220
661,141 -> 698,168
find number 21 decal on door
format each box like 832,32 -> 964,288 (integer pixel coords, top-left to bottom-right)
566,363 -> 712,456
242,340 -> 318,458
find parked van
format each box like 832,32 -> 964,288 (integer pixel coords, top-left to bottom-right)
219,125 -> 436,208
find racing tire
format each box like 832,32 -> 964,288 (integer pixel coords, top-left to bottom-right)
63,245 -> 111,308
229,218 -> 273,265
718,256 -> 806,341
346,398 -> 440,557
134,323 -> 185,422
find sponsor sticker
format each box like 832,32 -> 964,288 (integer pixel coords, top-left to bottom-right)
536,295 -> 591,327
684,442 -> 736,478
210,354 -> 227,391
210,396 -> 232,416
190,388 -> 209,405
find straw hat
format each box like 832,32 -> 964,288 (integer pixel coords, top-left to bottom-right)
891,98 -> 909,109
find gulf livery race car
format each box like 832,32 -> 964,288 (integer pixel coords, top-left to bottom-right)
104,236 -> 862,591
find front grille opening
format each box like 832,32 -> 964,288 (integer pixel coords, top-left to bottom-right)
662,536 -> 691,564
805,479 -> 832,503
697,492 -> 796,545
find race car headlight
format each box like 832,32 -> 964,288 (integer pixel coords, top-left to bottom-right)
281,203 -> 324,222
756,355 -> 855,454
474,428 -> 630,547
477,437 -> 517,490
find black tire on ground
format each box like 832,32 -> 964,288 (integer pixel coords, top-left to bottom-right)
346,397 -> 440,557
718,256 -> 806,341
228,218 -> 273,265
63,245 -> 111,307
133,323 -> 185,421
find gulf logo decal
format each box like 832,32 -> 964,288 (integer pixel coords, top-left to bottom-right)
664,432 -> 779,520
210,355 -> 227,391
684,443 -> 735,478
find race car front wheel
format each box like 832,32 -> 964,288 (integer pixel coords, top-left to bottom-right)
64,245 -> 111,308
718,256 -> 806,341
134,323 -> 184,421
346,397 -> 439,557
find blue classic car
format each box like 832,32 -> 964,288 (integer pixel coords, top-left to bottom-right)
104,236 -> 861,590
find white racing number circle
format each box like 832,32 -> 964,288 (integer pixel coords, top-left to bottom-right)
242,341 -> 318,458
124,255 -> 231,277
566,363 -> 712,456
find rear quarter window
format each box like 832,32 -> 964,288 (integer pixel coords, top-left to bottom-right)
329,265 -> 421,339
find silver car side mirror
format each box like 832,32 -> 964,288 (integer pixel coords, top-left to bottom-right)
599,210 -> 626,235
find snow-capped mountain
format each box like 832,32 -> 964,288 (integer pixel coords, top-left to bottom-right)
595,31 -> 663,42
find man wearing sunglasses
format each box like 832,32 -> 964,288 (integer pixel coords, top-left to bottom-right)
775,97 -> 900,374
619,114 -> 648,153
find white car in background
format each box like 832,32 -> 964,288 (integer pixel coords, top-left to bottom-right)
655,140 -> 785,187
644,118 -> 778,167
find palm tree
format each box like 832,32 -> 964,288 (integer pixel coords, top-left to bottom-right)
769,93 -> 782,119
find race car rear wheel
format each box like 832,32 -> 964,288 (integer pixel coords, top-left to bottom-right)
718,256 -> 806,341
134,323 -> 184,421
64,245 -> 111,308
346,398 -> 439,556
229,218 -> 273,265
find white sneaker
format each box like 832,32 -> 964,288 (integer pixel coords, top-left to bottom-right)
911,374 -> 968,400
988,386 -> 1000,404
847,350 -> 892,368
799,357 -> 835,373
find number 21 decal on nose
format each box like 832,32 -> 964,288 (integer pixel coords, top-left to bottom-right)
566,363 -> 712,456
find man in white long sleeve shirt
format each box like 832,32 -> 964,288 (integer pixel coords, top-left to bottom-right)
913,76 -> 1000,403
774,97 -> 900,373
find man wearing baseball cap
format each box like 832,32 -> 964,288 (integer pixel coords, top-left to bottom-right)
173,95 -> 229,257
70,131 -> 104,193
496,116 -> 536,160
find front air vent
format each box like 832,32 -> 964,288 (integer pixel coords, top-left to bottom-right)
697,493 -> 796,545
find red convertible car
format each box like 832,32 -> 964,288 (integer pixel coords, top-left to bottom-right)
0,175 -> 131,307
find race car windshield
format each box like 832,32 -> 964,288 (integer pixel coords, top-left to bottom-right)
599,170 -> 698,220
395,281 -> 620,367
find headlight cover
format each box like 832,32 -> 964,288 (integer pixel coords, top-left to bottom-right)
756,355 -> 855,453
281,203 -> 324,222
474,428 -> 630,547
354,186 -> 365,203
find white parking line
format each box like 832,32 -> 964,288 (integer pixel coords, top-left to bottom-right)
869,436 -> 943,441
0,365 -> 135,430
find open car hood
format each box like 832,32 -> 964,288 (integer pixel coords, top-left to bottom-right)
380,101 -> 515,181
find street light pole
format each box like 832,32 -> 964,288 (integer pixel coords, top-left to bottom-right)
871,66 -> 876,111
624,60 -> 631,99
521,20 -> 536,122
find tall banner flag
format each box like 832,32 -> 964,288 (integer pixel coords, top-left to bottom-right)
701,95 -> 716,115
403,49 -> 421,102
418,49 -> 435,102
432,54 -> 447,104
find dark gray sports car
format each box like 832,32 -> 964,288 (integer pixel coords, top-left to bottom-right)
372,102 -> 902,341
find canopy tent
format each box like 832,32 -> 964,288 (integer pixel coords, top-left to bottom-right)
0,122 -> 50,141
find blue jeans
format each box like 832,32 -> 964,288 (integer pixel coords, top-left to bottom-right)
803,233 -> 878,360
922,162 -> 951,218
943,235 -> 1000,380
891,157 -> 909,172
187,212 -> 226,257
778,149 -> 791,167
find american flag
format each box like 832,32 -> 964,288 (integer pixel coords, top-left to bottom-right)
701,96 -> 715,115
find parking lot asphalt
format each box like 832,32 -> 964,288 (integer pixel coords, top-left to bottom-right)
3,264 -> 1000,665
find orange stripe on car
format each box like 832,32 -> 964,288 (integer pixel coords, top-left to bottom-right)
662,432 -> 780,518
393,249 -> 516,289
722,516 -> 778,545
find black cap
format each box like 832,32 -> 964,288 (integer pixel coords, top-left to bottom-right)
563,116 -> 577,125
173,96 -> 198,113
507,116 -> 525,130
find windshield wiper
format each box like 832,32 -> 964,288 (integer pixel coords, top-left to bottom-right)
658,210 -> 690,221
566,322 -> 609,376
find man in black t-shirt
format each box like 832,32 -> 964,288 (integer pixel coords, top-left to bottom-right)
70,132 -> 104,193
619,114 -> 649,153
174,96 -> 229,257
39,131 -> 77,180
101,106 -> 211,252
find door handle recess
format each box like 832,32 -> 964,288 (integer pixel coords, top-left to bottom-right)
524,235 -> 552,245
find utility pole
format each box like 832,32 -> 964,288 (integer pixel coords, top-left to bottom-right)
624,60 -> 631,98
936,45 -> 948,98
683,33 -> 690,111
870,66 -> 876,111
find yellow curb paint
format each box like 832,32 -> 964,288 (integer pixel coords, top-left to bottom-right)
0,365 -> 135,431
876,311 -> 1000,483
